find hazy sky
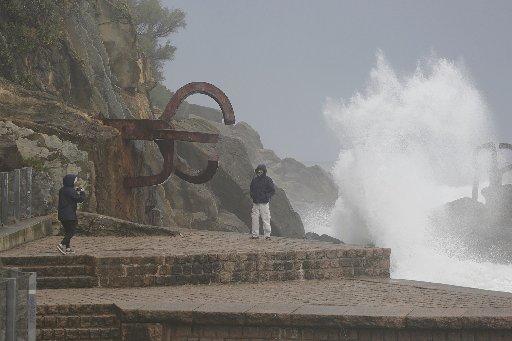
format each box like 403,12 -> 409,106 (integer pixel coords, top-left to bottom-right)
162,0 -> 512,164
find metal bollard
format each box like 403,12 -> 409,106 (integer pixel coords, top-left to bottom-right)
0,172 -> 8,226
20,167 -> 32,219
5,278 -> 17,341
12,169 -> 20,222
27,272 -> 36,341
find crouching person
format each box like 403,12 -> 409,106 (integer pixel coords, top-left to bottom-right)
57,174 -> 86,255
250,164 -> 275,240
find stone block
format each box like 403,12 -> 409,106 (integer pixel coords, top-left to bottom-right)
192,262 -> 203,275
65,328 -> 79,339
53,328 -> 66,340
397,329 -> 411,341
182,263 -> 192,275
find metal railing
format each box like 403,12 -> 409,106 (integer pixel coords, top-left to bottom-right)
0,268 -> 36,341
0,167 -> 32,226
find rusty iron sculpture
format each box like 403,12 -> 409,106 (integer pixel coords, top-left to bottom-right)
472,142 -> 512,201
103,82 -> 235,188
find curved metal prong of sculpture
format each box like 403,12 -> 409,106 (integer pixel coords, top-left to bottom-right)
161,82 -> 236,125
160,82 -> 235,185
125,140 -> 175,188
102,82 -> 235,188
473,143 -> 496,200
471,142 -> 512,201
498,143 -> 512,180
174,155 -> 220,184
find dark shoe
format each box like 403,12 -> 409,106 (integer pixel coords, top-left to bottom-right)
57,244 -> 66,255
265,236 -> 271,240
250,235 -> 259,239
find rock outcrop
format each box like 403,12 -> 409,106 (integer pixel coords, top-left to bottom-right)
430,196 -> 512,263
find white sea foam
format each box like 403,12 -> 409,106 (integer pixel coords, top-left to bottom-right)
319,52 -> 512,292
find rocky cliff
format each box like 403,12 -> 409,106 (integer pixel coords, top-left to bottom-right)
0,0 -> 306,237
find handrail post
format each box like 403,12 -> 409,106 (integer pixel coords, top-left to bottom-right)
12,169 -> 20,222
20,167 -> 32,219
27,272 -> 36,341
0,172 -> 8,226
5,277 -> 17,341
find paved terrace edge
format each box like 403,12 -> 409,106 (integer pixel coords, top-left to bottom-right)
37,298 -> 512,331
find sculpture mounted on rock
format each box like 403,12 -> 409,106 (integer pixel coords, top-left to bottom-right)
472,142 -> 512,219
103,82 -> 235,188
428,142 -> 512,264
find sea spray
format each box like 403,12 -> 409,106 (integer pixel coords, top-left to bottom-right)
323,52 -> 512,292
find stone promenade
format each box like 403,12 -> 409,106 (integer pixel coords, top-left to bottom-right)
35,277 -> 512,340
2,225 -> 512,340
37,278 -> 512,310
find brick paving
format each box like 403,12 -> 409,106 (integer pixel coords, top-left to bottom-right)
37,277 -> 512,310
0,230 -> 374,258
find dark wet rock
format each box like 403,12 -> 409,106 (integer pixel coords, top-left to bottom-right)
305,232 -> 344,244
430,196 -> 512,263
0,134 -> 23,171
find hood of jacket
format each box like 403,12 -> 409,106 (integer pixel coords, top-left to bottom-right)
62,174 -> 77,187
255,164 -> 267,176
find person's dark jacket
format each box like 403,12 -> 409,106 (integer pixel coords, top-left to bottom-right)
58,174 -> 86,221
250,164 -> 275,204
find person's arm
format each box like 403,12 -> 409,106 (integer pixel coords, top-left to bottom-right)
266,178 -> 275,198
249,179 -> 255,200
68,188 -> 86,203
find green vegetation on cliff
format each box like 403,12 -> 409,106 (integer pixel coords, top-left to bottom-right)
0,0 -> 65,84
128,0 -> 186,85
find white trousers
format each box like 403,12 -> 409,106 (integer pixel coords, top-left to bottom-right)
251,203 -> 271,237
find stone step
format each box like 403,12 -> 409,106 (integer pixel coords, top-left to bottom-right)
20,264 -> 95,277
37,314 -> 118,329
37,314 -> 117,328
37,304 -> 117,316
94,249 -> 390,288
37,327 -> 120,340
37,276 -> 98,289
0,254 -> 93,266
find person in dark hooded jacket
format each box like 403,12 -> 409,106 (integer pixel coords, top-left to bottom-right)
250,164 -> 275,239
57,174 -> 86,254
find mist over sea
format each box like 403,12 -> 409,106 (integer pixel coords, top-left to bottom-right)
305,52 -> 512,292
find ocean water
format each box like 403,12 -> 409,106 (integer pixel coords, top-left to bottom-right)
313,52 -> 512,292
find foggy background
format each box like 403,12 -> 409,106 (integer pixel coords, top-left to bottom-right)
162,0 -> 512,165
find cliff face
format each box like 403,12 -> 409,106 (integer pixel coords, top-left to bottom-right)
0,0 -> 306,237
0,0 -> 156,223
